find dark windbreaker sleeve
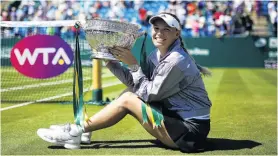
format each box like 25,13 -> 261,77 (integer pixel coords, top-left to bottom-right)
106,61 -> 134,87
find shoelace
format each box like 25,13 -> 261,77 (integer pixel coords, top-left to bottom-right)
54,132 -> 72,142
62,123 -> 71,132
51,124 -> 72,141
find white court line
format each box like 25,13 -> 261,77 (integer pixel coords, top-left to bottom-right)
2,73 -> 113,85
0,81 -> 122,111
1,78 -> 88,92
1,74 -> 115,92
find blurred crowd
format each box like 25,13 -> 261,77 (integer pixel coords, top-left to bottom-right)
1,0 -> 277,38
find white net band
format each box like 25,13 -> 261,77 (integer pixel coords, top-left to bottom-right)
0,20 -> 85,27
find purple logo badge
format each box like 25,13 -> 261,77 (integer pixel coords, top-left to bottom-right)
10,35 -> 74,79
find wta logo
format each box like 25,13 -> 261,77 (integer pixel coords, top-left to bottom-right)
10,35 -> 74,79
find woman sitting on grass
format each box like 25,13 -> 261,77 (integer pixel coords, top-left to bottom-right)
37,12 -> 212,153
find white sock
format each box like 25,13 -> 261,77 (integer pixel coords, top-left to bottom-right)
69,124 -> 83,136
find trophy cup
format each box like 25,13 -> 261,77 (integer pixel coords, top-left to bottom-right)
80,19 -> 144,60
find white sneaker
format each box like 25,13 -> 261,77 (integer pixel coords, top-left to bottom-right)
80,132 -> 92,144
37,124 -> 82,149
50,123 -> 92,144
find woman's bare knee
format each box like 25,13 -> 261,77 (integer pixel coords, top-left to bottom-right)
117,92 -> 138,108
116,92 -> 141,117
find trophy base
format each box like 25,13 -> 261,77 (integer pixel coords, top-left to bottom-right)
91,52 -> 118,61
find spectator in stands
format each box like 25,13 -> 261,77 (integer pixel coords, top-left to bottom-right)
268,1 -> 278,36
186,2 -> 197,15
124,1 -> 134,8
241,13 -> 254,35
110,0 -> 125,19
197,10 -> 206,37
168,0 -> 178,15
10,7 -> 17,21
223,11 -> 233,36
0,0 -> 272,37
138,8 -> 148,26
231,13 -> 246,36
133,0 -> 144,10
213,5 -> 226,36
37,12 -> 212,153
1,10 -> 9,21
273,18 -> 277,37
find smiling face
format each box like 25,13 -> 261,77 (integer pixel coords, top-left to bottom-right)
151,19 -> 180,52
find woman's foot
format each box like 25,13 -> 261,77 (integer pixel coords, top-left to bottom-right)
37,124 -> 83,149
49,123 -> 92,144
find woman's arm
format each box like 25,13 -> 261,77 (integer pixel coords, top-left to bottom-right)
105,61 -> 134,88
106,46 -> 140,88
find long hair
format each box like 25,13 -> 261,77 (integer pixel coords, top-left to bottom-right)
159,12 -> 212,77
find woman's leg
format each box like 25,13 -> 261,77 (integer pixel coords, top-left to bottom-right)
84,92 -> 178,149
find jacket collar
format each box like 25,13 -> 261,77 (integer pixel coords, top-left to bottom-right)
149,39 -> 181,64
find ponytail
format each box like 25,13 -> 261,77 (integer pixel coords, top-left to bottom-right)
179,36 -> 212,77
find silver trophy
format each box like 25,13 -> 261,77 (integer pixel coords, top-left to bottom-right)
79,19 -> 143,60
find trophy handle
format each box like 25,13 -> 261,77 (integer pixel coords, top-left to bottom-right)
75,20 -> 86,29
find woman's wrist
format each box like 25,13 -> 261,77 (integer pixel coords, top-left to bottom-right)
128,64 -> 139,72
104,60 -> 119,66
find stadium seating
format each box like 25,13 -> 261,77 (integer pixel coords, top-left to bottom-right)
1,0 -> 276,37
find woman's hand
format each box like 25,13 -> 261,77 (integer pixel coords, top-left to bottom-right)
109,46 -> 138,65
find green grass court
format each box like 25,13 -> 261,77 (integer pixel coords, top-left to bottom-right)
1,68 -> 277,155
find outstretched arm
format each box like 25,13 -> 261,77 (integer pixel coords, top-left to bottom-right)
105,60 -> 134,87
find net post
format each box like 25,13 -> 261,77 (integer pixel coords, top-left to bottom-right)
91,59 -> 104,105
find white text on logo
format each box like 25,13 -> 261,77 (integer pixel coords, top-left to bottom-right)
14,48 -> 71,65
